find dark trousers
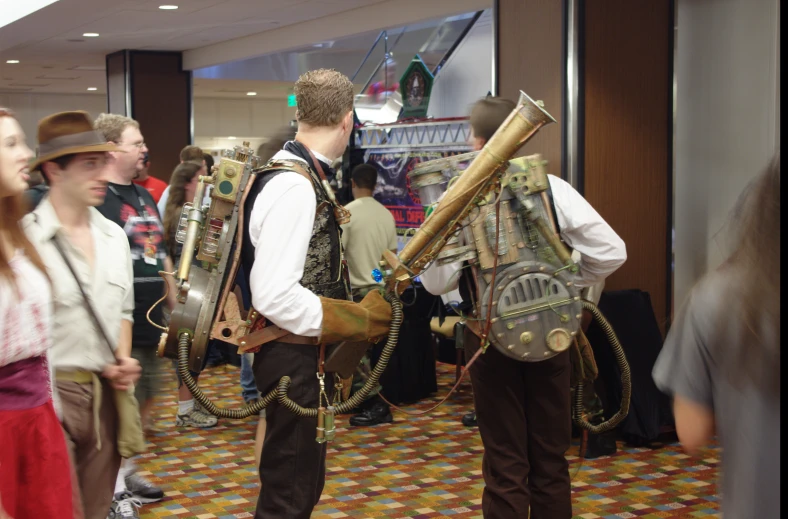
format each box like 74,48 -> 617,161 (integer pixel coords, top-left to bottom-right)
253,342 -> 333,518
465,327 -> 572,519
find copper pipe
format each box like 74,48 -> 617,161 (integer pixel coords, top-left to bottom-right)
388,92 -> 555,293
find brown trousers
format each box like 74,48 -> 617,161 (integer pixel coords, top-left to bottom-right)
58,379 -> 121,519
465,327 -> 572,519
253,343 -> 333,519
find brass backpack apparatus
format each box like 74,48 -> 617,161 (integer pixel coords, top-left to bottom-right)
148,91 -> 629,443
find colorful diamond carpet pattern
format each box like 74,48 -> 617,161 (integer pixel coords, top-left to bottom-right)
139,363 -> 720,518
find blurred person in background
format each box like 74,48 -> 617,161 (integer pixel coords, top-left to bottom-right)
132,153 -> 167,204
653,155 -> 780,519
24,168 -> 49,212
341,163 -> 397,427
366,57 -> 399,102
156,145 -> 206,216
0,108 -> 74,519
161,160 -> 219,428
94,113 -> 171,512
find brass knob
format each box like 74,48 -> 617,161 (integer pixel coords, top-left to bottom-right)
520,331 -> 533,344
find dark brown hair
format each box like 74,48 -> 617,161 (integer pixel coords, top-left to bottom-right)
718,154 -> 780,393
180,145 -> 203,163
351,163 -> 378,190
294,69 -> 355,127
0,108 -> 50,287
469,97 -> 516,142
163,161 -> 204,257
256,126 -> 298,163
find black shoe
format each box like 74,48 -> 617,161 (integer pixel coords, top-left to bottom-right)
461,410 -> 478,427
349,402 -> 393,427
584,431 -> 617,459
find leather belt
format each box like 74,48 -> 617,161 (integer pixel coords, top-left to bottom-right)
243,312 -> 321,350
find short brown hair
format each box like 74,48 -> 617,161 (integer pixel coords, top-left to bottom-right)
180,145 -> 203,162
469,97 -> 516,142
351,164 -> 378,190
94,113 -> 139,143
294,69 -> 354,127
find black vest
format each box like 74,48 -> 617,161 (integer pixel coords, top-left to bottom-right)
241,145 -> 350,305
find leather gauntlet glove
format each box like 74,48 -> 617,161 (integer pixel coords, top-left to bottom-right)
319,290 -> 392,344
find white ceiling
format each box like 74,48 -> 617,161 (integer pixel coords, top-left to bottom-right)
0,0 -> 386,94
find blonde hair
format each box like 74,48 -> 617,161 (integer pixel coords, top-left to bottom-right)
94,113 -> 139,143
294,69 -> 354,127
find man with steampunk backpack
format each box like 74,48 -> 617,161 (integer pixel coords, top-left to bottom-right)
421,96 -> 627,518
239,69 -> 392,519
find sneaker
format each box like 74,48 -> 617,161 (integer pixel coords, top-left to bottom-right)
125,472 -> 164,504
107,492 -> 141,519
176,403 -> 218,428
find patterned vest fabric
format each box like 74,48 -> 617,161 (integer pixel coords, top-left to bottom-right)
241,162 -> 351,304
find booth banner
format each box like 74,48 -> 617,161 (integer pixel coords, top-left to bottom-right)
365,147 -> 469,236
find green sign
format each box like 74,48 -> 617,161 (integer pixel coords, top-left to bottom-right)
399,55 -> 434,120
287,94 -> 297,107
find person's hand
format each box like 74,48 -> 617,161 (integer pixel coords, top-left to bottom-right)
102,356 -> 142,391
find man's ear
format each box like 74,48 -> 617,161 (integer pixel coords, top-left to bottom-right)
40,162 -> 59,185
351,179 -> 357,189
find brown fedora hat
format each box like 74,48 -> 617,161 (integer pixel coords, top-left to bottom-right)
30,110 -> 121,171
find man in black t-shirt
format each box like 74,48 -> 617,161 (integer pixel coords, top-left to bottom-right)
94,113 -> 171,512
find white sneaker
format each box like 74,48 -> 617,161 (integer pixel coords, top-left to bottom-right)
107,492 -> 141,519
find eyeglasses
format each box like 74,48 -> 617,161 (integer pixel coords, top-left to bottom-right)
118,141 -> 146,149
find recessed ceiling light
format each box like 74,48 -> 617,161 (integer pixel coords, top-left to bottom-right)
83,33 -> 99,37
87,87 -> 97,91
228,136 -> 236,140
159,5 -> 178,9
6,60 -> 19,64
246,92 -> 257,96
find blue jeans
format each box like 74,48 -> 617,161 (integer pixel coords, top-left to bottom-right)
240,353 -> 259,402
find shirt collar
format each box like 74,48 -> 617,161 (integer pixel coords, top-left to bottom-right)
32,196 -> 117,241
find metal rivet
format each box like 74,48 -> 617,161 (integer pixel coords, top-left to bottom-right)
566,282 -> 573,287
544,351 -> 550,356
508,344 -> 515,350
539,267 -> 546,272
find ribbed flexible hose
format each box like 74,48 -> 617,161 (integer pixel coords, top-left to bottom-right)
177,293 -> 404,419
572,301 -> 632,434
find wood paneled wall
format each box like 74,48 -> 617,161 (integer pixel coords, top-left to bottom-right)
106,51 -> 192,183
582,1 -> 673,334
496,0 -> 564,172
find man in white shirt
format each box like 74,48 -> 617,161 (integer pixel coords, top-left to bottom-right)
340,163 -> 398,427
22,111 -> 142,519
240,69 -> 391,519
420,97 -> 626,518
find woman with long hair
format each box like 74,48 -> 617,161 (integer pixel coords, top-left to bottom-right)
653,154 -> 780,518
161,160 -> 220,428
0,108 -> 75,517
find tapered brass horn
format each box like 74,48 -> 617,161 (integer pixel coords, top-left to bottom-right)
384,91 -> 556,292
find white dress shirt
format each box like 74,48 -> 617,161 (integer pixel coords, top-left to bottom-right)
22,198 -> 135,372
420,174 -> 626,296
248,148 -> 334,337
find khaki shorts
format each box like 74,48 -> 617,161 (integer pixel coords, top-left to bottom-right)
131,347 -> 166,405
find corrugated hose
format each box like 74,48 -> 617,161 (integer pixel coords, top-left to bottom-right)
176,292 -> 404,419
572,301 -> 632,434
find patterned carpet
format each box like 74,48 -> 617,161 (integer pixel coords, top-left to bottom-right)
138,362 -> 720,518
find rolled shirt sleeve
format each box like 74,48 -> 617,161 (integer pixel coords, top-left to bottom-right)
121,239 -> 135,323
549,175 -> 627,288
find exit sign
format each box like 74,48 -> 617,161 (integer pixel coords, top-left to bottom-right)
287,94 -> 297,107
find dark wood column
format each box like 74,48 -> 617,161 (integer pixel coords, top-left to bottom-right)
581,0 -> 673,334
496,0 -> 674,334
106,50 -> 192,183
